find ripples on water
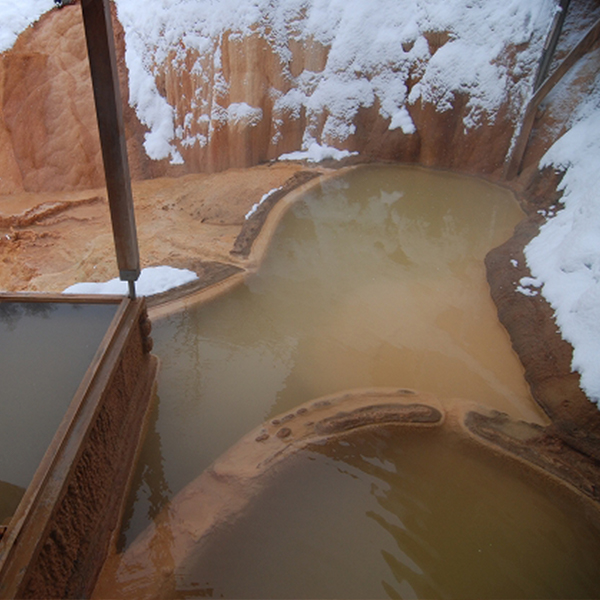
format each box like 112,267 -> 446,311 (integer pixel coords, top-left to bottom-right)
176,428 -> 600,599
118,166 -> 600,598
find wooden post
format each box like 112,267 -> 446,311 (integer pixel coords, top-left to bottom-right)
80,0 -> 140,290
504,17 -> 600,179
532,0 -> 571,92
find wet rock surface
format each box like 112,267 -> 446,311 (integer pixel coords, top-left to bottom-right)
315,403 -> 443,435
0,163 -> 305,293
92,388 -> 600,599
485,169 -> 600,462
465,409 -> 600,503
92,388 -> 446,599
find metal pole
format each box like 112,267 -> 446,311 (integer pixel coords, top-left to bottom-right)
80,0 -> 140,298
504,15 -> 600,179
533,0 -> 571,92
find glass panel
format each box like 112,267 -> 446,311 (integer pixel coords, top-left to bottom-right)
0,301 -> 118,517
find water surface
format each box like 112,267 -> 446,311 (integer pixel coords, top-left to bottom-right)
139,166 -> 540,501
116,165 -> 598,599
177,428 -> 600,599
0,300 -> 118,520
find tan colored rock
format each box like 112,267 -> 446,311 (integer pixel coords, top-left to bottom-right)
155,30 -> 520,177
0,4 -> 530,193
0,3 -> 153,194
2,6 -> 103,193
0,162 -> 304,293
0,57 -> 23,195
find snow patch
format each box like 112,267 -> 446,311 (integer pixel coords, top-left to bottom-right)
0,0 -> 54,53
516,276 -> 541,297
279,142 -> 357,163
63,266 -> 198,297
524,73 -> 600,405
245,186 -> 283,220
227,103 -> 263,127
388,108 -> 416,134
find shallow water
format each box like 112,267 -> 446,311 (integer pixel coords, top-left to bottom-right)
177,428 -> 600,599
116,165 -> 589,598
128,165 -> 541,512
0,300 -> 117,518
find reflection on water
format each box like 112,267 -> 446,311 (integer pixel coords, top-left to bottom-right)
0,480 -> 24,526
117,399 -> 172,553
0,301 -> 118,492
0,301 -> 57,330
133,166 -> 541,508
176,429 -> 600,599
119,166 -> 575,595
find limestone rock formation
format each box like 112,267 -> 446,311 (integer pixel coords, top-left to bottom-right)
0,4 -> 150,195
0,2 -> 542,194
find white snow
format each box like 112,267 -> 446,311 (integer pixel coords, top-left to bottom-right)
389,108 -> 417,135
516,276 -> 541,297
227,103 -> 263,127
0,0 -> 54,53
245,186 -> 283,220
524,71 -> 600,405
279,142 -> 357,163
112,0 -> 554,160
62,266 -> 198,297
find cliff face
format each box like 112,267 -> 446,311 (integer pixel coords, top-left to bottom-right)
0,7 -> 102,194
0,2 -> 545,194
0,4 -> 150,194
156,32 -> 518,176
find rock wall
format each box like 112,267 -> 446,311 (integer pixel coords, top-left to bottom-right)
1,6 -> 102,194
141,29 -> 524,179
0,4 -> 151,195
0,3 -> 535,194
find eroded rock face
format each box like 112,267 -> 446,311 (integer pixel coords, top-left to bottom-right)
142,30 -> 525,178
1,6 -> 102,193
0,4 -> 534,194
0,4 -> 150,194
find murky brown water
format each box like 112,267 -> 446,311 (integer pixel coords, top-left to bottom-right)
176,428 -> 600,599
114,166 -> 600,598
0,301 -> 118,523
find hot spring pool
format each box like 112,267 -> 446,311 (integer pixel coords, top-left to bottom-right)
110,165 -> 599,599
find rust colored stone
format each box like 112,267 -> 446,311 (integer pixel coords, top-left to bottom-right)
485,171 -> 600,461
315,403 -> 442,435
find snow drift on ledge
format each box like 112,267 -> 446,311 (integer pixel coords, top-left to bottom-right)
63,266 -> 198,297
112,0 -> 552,162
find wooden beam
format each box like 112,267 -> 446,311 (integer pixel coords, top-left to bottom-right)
532,0 -> 571,92
0,298 -> 157,598
505,17 -> 600,180
80,0 -> 140,283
